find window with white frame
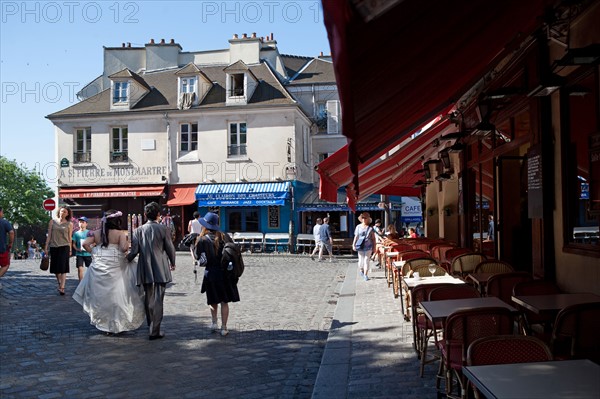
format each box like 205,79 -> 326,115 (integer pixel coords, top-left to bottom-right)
181,77 -> 196,94
111,127 -> 128,162
113,81 -> 129,104
228,122 -> 247,157
180,123 -> 198,152
229,74 -> 244,97
74,127 -> 91,163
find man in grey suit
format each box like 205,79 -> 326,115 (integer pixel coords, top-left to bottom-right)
127,202 -> 176,340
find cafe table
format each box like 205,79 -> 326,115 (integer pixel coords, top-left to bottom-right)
420,296 -> 517,324
463,359 -> 600,399
511,293 -> 600,316
405,275 -> 465,352
466,272 -> 496,295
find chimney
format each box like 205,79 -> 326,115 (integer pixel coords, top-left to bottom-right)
170,39 -> 175,44
122,43 -> 125,47
251,32 -> 256,38
320,51 -> 323,57
242,33 -> 247,39
233,33 -> 238,39
150,38 -> 155,44
270,33 -> 274,41
160,38 -> 165,44
127,42 -> 131,47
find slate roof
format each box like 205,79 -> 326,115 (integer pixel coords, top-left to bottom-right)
47,62 -> 296,118
280,54 -> 312,79
287,58 -> 336,85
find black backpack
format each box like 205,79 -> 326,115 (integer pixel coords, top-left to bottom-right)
221,242 -> 244,278
181,233 -> 199,248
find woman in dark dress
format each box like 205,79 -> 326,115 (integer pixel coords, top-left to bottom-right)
44,206 -> 73,295
195,212 -> 239,336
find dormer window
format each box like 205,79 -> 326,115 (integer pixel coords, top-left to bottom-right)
181,77 -> 195,93
230,74 -> 244,96
113,81 -> 129,104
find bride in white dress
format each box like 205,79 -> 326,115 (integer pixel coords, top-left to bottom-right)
73,210 -> 145,334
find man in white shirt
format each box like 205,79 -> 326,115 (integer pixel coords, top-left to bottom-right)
310,218 -> 323,261
188,211 -> 202,234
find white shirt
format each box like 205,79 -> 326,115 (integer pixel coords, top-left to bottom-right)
190,219 -> 202,234
313,224 -> 322,242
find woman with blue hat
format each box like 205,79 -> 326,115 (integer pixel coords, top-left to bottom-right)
195,212 -> 240,336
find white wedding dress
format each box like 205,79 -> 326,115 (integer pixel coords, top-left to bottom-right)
73,244 -> 145,333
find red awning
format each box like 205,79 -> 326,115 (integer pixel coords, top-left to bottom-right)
166,184 -> 198,207
353,120 -> 453,200
319,113 -> 453,206
59,185 -> 164,199
321,0 -> 548,192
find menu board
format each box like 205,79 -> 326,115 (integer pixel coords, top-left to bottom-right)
268,206 -> 280,229
527,144 -> 543,218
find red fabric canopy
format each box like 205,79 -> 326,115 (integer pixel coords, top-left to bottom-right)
319,112 -> 453,206
321,0 -> 548,195
166,184 -> 198,207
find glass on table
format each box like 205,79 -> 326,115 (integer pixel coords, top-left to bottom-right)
428,263 -> 437,278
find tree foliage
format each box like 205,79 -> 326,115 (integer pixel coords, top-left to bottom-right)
0,156 -> 54,227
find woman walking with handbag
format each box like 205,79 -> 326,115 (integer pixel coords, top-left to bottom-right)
44,206 -> 73,295
352,212 -> 376,281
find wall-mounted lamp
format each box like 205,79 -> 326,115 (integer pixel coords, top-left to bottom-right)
443,206 -> 452,217
161,175 -> 168,181
427,208 -> 435,217
439,148 -> 451,169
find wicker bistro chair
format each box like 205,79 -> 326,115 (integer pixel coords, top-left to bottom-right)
382,243 -> 413,285
450,253 -> 486,277
486,272 -> 533,304
551,301 -> 600,364
436,307 -> 515,399
428,285 -> 480,302
442,248 -> 473,272
391,250 -> 429,298
431,244 -> 457,265
411,282 -> 456,377
398,257 -> 438,320
473,260 -> 514,274
466,335 -> 553,399
512,280 -> 562,335
411,264 -> 447,278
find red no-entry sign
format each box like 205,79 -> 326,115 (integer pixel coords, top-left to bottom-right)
43,198 -> 56,211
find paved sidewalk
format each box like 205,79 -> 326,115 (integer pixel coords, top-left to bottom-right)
312,262 -> 439,398
1,253 -> 439,398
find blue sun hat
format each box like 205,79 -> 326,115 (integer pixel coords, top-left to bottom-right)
198,212 -> 220,231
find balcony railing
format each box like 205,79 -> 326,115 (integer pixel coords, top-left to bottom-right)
73,152 -> 91,163
228,145 -> 247,157
110,151 -> 129,163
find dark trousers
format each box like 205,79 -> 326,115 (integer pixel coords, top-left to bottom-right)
143,283 -> 166,337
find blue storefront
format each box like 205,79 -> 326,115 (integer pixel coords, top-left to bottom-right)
195,182 -> 292,234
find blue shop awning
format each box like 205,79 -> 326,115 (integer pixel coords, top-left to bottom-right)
195,182 -> 290,207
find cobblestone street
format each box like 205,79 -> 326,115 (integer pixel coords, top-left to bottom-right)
0,252 -> 438,398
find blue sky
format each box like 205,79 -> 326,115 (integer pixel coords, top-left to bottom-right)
0,0 -> 331,188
